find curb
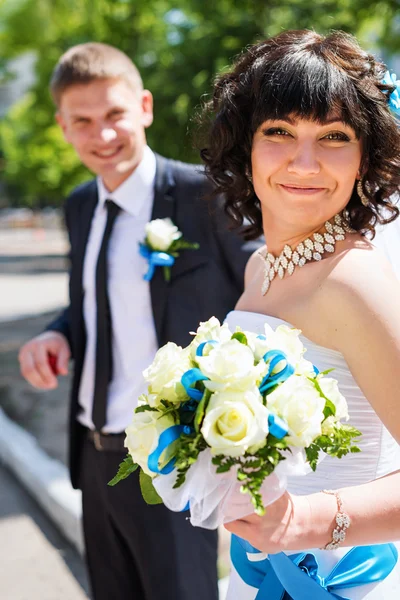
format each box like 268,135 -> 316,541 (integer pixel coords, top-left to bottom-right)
0,407 -> 84,555
0,408 -> 229,598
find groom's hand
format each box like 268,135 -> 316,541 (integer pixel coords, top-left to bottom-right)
19,331 -> 71,389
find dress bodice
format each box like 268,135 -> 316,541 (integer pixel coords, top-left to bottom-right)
224,310 -> 400,495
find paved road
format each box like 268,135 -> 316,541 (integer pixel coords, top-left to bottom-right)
0,462 -> 89,599
0,228 -> 69,322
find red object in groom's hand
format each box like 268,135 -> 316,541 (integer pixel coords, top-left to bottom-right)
48,353 -> 58,375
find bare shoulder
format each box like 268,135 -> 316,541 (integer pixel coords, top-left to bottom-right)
244,247 -> 264,288
313,238 -> 400,350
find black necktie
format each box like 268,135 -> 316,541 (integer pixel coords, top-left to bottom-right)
92,199 -> 121,431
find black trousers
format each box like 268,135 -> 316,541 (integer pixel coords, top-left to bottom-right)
79,437 -> 219,600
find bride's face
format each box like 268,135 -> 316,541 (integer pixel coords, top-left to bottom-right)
251,115 -> 362,231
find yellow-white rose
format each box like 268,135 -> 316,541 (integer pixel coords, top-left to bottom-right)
145,218 -> 182,251
318,377 -> 349,421
143,342 -> 192,405
125,410 -> 176,477
189,317 -> 232,360
201,388 -> 270,456
197,339 -> 258,392
267,375 -> 325,447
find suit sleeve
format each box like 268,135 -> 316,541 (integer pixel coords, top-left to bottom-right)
44,197 -> 73,354
209,194 -> 261,293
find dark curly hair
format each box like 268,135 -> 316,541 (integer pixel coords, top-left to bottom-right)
201,30 -> 400,239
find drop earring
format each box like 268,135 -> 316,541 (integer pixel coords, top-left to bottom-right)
357,180 -> 369,207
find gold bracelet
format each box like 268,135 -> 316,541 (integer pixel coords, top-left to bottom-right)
321,489 -> 351,550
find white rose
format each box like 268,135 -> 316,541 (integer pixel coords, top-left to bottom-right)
245,331 -> 271,362
296,358 -> 316,377
266,325 -> 306,369
189,317 -> 232,360
143,342 -> 192,405
267,375 -> 325,447
125,410 -> 176,477
201,387 -> 269,456
318,377 -> 349,421
197,339 -> 258,392
145,218 -> 182,251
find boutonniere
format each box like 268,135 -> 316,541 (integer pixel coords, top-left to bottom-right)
139,218 -> 199,282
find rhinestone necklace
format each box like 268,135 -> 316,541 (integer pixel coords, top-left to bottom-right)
258,213 -> 353,296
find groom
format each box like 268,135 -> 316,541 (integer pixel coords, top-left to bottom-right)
18,43 -> 254,600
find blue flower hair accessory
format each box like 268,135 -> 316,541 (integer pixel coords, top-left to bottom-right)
382,70 -> 400,116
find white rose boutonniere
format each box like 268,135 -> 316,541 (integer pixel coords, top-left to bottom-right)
139,218 -> 199,282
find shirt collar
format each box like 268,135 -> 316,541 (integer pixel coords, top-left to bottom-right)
96,145 -> 156,217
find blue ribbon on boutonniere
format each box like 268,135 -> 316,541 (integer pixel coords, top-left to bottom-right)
231,534 -> 398,600
139,243 -> 175,281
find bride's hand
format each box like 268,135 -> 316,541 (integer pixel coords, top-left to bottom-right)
224,491 -> 315,553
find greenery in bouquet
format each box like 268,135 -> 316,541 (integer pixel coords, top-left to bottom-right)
109,317 -> 361,514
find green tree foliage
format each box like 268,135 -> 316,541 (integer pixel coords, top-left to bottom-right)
0,0 -> 399,205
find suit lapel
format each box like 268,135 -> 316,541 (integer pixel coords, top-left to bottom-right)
71,182 -> 98,367
150,154 -> 176,345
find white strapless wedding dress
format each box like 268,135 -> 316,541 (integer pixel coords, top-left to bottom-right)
224,310 -> 400,600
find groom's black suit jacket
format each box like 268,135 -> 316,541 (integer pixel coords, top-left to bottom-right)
47,153 -> 255,489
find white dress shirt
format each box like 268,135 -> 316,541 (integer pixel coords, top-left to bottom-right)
77,146 -> 159,432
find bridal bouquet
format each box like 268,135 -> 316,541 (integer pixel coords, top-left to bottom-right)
109,317 -> 360,528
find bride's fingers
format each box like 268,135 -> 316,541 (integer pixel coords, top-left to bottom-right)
224,519 -> 254,539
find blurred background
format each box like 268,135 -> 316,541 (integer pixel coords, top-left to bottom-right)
0,1 -> 399,598
1,0 -> 400,208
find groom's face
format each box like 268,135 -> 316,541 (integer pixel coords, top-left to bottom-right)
56,78 -> 153,192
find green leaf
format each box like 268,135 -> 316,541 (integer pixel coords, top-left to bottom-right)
163,266 -> 171,282
231,332 -> 248,345
305,444 -> 320,471
169,239 -> 199,252
139,470 -> 163,504
323,399 -> 336,419
107,454 -> 138,486
194,389 -> 211,432
318,368 -> 335,376
309,376 -> 336,418
135,405 -> 159,413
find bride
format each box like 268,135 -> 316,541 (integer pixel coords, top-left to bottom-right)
201,30 -> 400,598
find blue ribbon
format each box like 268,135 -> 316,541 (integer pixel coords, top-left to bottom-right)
267,413 -> 288,439
259,350 -> 295,394
196,340 -> 218,357
181,368 -> 210,401
382,70 -> 400,116
231,534 -> 398,600
139,243 -> 175,281
147,424 -> 191,475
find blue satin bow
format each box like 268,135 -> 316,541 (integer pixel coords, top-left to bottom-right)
139,243 -> 175,281
382,70 -> 400,116
147,424 -> 192,474
259,350 -> 295,394
231,534 -> 398,600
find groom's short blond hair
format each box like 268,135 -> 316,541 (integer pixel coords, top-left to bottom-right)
50,42 -> 143,106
